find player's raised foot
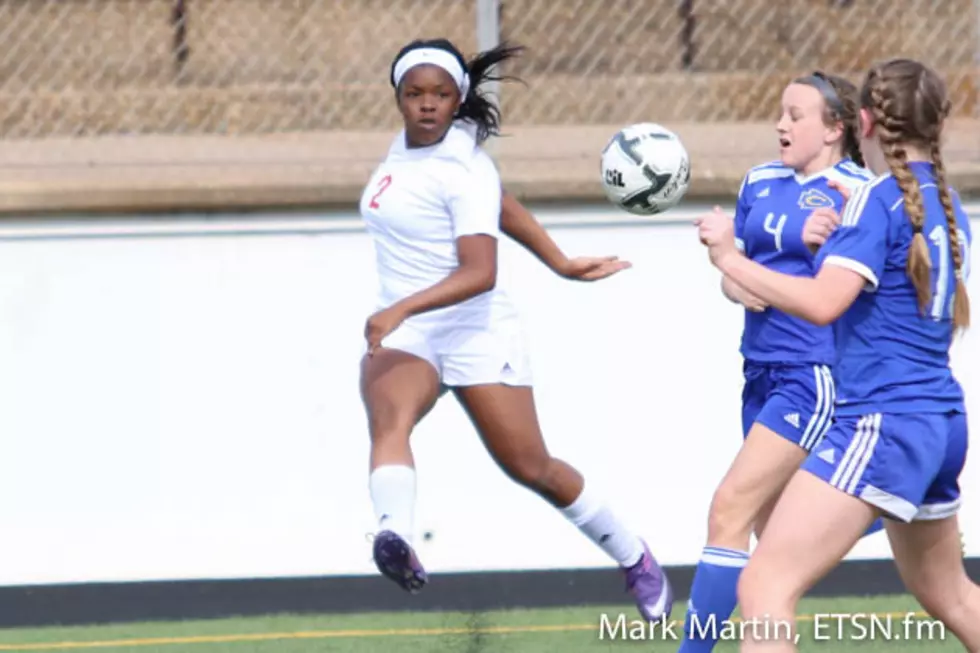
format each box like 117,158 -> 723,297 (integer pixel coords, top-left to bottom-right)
622,541 -> 673,622
372,529 -> 427,594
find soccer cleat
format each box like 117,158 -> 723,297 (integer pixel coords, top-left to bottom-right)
623,540 -> 674,622
372,529 -> 427,594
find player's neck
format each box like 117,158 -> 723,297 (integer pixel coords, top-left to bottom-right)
403,127 -> 451,150
799,151 -> 840,178
901,144 -> 930,163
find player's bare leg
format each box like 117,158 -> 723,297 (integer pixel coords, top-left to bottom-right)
887,516 -> 980,650
453,383 -> 674,621
737,470 -> 877,652
361,347 -> 441,593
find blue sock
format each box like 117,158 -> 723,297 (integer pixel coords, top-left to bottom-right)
864,518 -> 885,537
678,546 -> 749,652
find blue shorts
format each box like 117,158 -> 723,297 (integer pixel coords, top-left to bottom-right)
741,361 -> 835,452
802,412 -> 968,522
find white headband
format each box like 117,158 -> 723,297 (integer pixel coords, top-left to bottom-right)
392,48 -> 471,98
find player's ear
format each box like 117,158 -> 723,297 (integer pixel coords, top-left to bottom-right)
825,120 -> 844,145
859,108 -> 875,139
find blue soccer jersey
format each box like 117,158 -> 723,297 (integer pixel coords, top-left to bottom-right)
817,162 -> 972,416
734,159 -> 874,365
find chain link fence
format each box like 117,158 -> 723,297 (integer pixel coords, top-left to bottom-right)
0,0 -> 975,138
0,0 -> 477,137
499,0 -> 978,125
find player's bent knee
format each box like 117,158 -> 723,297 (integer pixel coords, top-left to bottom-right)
736,561 -> 764,609
707,481 -> 758,542
737,558 -> 789,611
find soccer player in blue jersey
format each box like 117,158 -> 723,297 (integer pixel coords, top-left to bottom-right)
697,58 -> 979,652
678,72 -> 884,652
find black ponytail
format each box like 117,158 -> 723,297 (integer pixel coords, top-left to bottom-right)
390,38 -> 526,143
457,42 -> 525,142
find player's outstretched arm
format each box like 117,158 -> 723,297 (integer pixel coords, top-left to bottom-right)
500,190 -> 566,270
500,190 -> 631,282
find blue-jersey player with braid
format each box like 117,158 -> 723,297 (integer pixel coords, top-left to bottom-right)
678,72 -> 884,652
697,57 -> 979,652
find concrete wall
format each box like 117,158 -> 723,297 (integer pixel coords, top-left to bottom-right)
0,203 -> 977,586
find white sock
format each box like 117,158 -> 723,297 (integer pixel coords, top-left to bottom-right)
560,483 -> 645,567
369,465 -> 416,543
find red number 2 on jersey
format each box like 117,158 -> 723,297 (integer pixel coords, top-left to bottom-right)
369,174 -> 392,209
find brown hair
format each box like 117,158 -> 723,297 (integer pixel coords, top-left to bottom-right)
794,71 -> 865,167
860,58 -> 969,332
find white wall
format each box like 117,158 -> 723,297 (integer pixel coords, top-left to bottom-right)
0,205 -> 976,586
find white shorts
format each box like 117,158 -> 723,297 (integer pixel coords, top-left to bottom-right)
379,317 -> 533,388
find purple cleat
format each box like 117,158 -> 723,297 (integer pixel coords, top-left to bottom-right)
372,530 -> 428,594
623,540 -> 674,622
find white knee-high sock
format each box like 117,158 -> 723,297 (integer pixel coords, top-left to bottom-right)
560,482 -> 645,567
369,465 -> 416,543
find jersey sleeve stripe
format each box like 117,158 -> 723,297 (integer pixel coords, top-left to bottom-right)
823,255 -> 879,290
840,181 -> 875,227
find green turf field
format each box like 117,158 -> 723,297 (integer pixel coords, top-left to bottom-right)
0,594 -> 958,652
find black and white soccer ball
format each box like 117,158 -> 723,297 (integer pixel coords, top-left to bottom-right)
600,123 -> 691,215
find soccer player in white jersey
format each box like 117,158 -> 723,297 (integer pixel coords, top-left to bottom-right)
357,38 -> 674,622
698,57 -> 979,652
678,72 -> 886,652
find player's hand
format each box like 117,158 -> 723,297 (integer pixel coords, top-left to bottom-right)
694,207 -> 739,268
558,256 -> 632,282
742,294 -> 768,313
728,279 -> 769,312
802,207 -> 841,251
827,179 -> 853,203
365,305 -> 408,355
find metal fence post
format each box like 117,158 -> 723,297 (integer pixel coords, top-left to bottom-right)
976,0 -> 980,125
475,0 -> 501,94
475,0 -> 501,153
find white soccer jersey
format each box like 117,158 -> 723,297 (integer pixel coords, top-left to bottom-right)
359,120 -> 517,330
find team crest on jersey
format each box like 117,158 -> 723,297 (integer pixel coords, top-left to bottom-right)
798,188 -> 835,210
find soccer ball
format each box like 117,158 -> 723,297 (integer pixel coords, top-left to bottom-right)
600,123 -> 691,215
